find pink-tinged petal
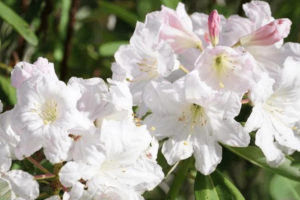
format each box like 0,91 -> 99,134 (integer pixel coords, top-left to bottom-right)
208,10 -> 221,46
11,57 -> 58,89
159,3 -> 201,53
240,19 -> 292,46
11,62 -> 36,88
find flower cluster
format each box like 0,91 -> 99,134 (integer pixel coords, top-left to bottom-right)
0,1 -> 300,199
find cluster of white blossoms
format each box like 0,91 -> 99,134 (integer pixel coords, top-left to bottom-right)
0,1 -> 300,199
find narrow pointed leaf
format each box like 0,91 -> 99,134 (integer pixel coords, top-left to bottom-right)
224,145 -> 300,182
194,170 -> 245,200
0,2 -> 38,46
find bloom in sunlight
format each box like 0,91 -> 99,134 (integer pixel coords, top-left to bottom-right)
112,15 -> 179,115
143,72 -> 249,175
59,119 -> 164,200
194,46 -> 257,94
12,74 -> 90,163
245,57 -> 300,166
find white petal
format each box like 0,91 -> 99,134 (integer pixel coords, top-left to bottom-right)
43,129 -> 73,164
0,140 -> 11,173
59,162 -> 97,187
243,1 -> 273,28
107,158 -> 164,193
45,195 -> 61,200
4,170 -> 39,199
244,105 -> 265,133
162,129 -> 194,165
255,124 -> 285,167
0,110 -> 20,159
193,128 -> 222,175
100,119 -> 151,166
67,77 -> 109,121
213,118 -> 250,147
72,127 -> 106,165
143,114 -> 186,140
249,72 -> 275,104
69,182 -> 85,200
143,80 -> 186,115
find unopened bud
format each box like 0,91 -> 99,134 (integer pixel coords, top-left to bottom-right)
240,19 -> 292,46
208,10 -> 221,46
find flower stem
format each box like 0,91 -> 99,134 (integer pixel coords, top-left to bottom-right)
167,157 -> 194,200
34,174 -> 56,180
179,65 -> 189,74
26,157 -> 51,174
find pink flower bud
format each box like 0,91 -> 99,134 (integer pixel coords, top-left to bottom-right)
208,10 -> 221,46
240,19 -> 292,46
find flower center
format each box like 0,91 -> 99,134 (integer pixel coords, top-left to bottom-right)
33,100 -> 58,125
213,54 -> 237,88
178,104 -> 207,129
137,58 -> 158,75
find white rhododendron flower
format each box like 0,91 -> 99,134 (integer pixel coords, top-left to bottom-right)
245,57 -> 300,166
1,0 -> 300,198
12,74 -> 90,163
59,119 -> 164,200
144,72 -> 249,175
0,140 -> 39,200
194,46 -> 257,93
112,15 -> 179,108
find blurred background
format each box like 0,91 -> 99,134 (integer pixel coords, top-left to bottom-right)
0,0 -> 300,199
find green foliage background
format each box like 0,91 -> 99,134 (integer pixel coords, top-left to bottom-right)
0,0 -> 300,199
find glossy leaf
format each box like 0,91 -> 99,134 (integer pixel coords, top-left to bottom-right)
98,1 -> 140,27
225,145 -> 300,182
161,0 -> 180,9
0,2 -> 38,46
269,174 -> 300,200
194,170 -> 245,200
98,41 -> 128,57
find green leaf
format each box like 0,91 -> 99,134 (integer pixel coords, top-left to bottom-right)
0,2 -> 38,46
224,145 -> 300,182
270,174 -> 300,200
194,170 -> 245,200
161,0 -> 180,9
98,41 -> 128,57
0,75 -> 16,106
98,1 -> 140,27
167,157 -> 194,200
